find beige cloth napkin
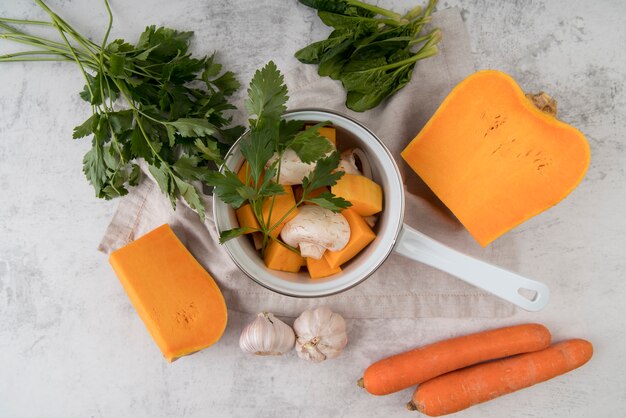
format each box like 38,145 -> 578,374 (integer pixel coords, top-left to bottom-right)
99,8 -> 515,318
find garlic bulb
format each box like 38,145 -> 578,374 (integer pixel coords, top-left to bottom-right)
240,312 -> 295,356
293,307 -> 348,363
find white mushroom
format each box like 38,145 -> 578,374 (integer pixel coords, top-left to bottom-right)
337,149 -> 361,175
267,149 -> 316,185
337,148 -> 373,179
280,206 -> 351,259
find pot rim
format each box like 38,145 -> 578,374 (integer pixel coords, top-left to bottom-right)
213,108 -> 406,298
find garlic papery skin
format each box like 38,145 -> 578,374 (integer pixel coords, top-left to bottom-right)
240,312 -> 295,356
293,307 -> 348,363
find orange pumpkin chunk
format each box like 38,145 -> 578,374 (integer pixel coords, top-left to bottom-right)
324,209 -> 376,268
264,240 -> 304,273
331,174 -> 383,216
307,256 -> 342,279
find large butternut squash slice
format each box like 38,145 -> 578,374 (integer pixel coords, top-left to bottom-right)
401,70 -> 590,246
109,225 -> 228,362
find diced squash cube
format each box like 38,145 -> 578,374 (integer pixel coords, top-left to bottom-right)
324,209 -> 376,268
307,256 -> 342,279
331,174 -> 382,216
264,240 -> 304,273
235,204 -> 260,234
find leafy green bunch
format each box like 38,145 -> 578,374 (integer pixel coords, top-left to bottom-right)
295,0 -> 441,112
0,0 -> 243,218
207,61 -> 351,254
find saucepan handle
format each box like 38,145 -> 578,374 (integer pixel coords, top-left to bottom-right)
393,224 -> 550,311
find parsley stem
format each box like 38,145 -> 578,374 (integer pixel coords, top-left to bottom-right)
0,18 -> 55,27
0,32 -> 93,62
34,0 -> 101,61
0,56 -> 74,62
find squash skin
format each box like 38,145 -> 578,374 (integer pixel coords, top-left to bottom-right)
401,70 -> 590,246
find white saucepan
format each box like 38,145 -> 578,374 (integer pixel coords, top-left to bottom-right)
213,109 -> 549,311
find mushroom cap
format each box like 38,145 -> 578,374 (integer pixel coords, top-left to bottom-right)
267,149 -> 316,185
280,206 -> 350,259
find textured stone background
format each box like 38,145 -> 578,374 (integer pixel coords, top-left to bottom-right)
1,0 -> 625,417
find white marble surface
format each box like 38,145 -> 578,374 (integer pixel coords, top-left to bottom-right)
0,0 -> 625,417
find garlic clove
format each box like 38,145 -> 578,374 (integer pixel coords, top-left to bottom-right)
240,312 -> 295,356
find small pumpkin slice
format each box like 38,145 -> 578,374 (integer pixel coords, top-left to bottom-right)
331,174 -> 383,216
401,70 -> 590,246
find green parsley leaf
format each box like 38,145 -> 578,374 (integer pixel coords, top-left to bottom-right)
287,123 -> 334,163
306,192 -> 352,212
302,151 -> 345,191
245,61 -> 288,123
219,227 -> 250,244
0,3 -> 243,218
174,176 -> 205,219
169,118 -> 217,138
73,114 -> 100,139
204,170 -> 248,209
194,138 -> 222,163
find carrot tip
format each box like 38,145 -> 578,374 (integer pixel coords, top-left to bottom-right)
357,378 -> 365,388
406,401 -> 418,411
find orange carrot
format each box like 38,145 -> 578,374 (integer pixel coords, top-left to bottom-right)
407,339 -> 593,416
358,324 -> 551,395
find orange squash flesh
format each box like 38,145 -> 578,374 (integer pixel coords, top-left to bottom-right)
331,174 -> 383,216
235,186 -> 299,238
401,70 -> 590,246
235,204 -> 260,234
325,209 -> 376,269
109,224 -> 227,362
306,256 -> 342,279
237,161 -> 264,187
264,240 -> 305,273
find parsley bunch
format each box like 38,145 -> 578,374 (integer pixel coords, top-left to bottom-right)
207,61 -> 351,254
295,0 -> 441,112
0,0 -> 243,218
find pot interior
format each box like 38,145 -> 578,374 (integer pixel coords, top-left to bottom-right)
213,109 -> 405,297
